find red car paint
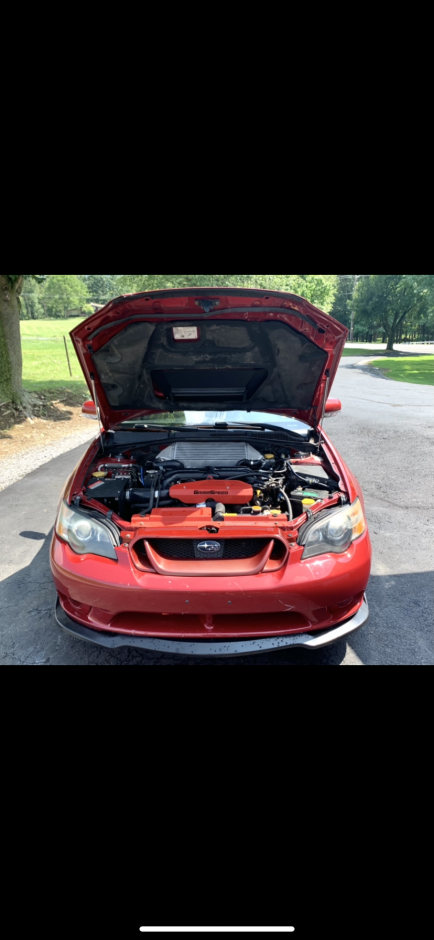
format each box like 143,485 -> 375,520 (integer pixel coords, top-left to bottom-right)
51,288 -> 371,647
324,398 -> 342,413
51,505 -> 370,639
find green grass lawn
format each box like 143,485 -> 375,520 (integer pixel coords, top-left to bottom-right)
340,346 -> 407,357
341,347 -> 385,357
20,318 -> 86,338
20,318 -> 88,397
371,356 -> 434,385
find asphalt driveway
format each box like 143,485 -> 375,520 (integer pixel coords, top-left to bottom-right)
1,357 -> 433,665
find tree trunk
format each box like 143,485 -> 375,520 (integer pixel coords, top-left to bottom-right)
0,275 -> 24,403
386,331 -> 395,351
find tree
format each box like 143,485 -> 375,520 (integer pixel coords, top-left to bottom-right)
0,275 -> 45,403
116,275 -> 339,312
402,276 -> 434,339
78,275 -> 118,304
354,275 -> 429,350
331,276 -> 355,330
289,275 -> 339,312
403,274 -> 434,309
20,275 -> 45,320
41,275 -> 88,318
331,276 -> 375,340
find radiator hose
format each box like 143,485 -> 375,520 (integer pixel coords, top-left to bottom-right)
280,488 -> 293,520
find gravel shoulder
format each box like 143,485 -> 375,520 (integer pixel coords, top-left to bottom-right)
0,407 -> 96,492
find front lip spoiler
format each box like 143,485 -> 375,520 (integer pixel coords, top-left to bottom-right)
55,595 -> 369,657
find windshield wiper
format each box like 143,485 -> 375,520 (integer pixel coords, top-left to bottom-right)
212,422 -> 270,430
131,424 -> 214,431
212,421 -> 310,437
115,421 -> 311,438
128,423 -> 292,434
113,424 -> 183,431
118,423 -> 267,431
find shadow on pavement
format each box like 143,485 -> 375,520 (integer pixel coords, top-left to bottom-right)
1,534 -> 432,666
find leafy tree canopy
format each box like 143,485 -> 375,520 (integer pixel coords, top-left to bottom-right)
41,275 -> 89,318
353,274 -> 430,349
78,275 -> 119,303
6,275 -> 45,284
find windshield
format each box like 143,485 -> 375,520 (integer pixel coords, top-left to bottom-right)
117,410 -> 312,434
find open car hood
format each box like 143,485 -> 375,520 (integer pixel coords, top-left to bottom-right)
70,288 -> 347,430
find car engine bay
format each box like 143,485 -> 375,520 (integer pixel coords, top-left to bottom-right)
82,436 -> 342,525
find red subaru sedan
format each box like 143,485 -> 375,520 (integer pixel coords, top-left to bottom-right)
51,288 -> 371,656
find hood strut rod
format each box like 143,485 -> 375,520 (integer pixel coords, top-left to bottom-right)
90,373 -> 104,453
320,372 -> 331,426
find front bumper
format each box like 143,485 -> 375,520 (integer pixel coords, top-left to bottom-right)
55,594 -> 369,657
51,527 -> 372,638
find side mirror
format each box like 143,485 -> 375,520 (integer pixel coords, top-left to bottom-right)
324,398 -> 342,415
82,399 -> 97,419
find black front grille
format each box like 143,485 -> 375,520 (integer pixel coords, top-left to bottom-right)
149,539 -> 196,560
221,539 -> 269,559
147,538 -> 269,560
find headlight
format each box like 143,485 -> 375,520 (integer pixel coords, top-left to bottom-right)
300,498 -> 366,559
56,502 -> 118,560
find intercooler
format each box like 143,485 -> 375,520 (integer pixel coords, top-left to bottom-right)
155,442 -> 264,468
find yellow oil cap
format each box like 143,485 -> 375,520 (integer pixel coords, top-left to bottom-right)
270,510 -> 281,516
92,471 -> 107,478
302,498 -> 316,506
264,454 -> 274,459
252,506 -> 262,513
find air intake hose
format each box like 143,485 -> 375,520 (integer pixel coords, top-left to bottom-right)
212,502 -> 226,522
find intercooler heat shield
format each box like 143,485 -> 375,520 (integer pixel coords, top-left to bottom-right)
169,480 -> 254,504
